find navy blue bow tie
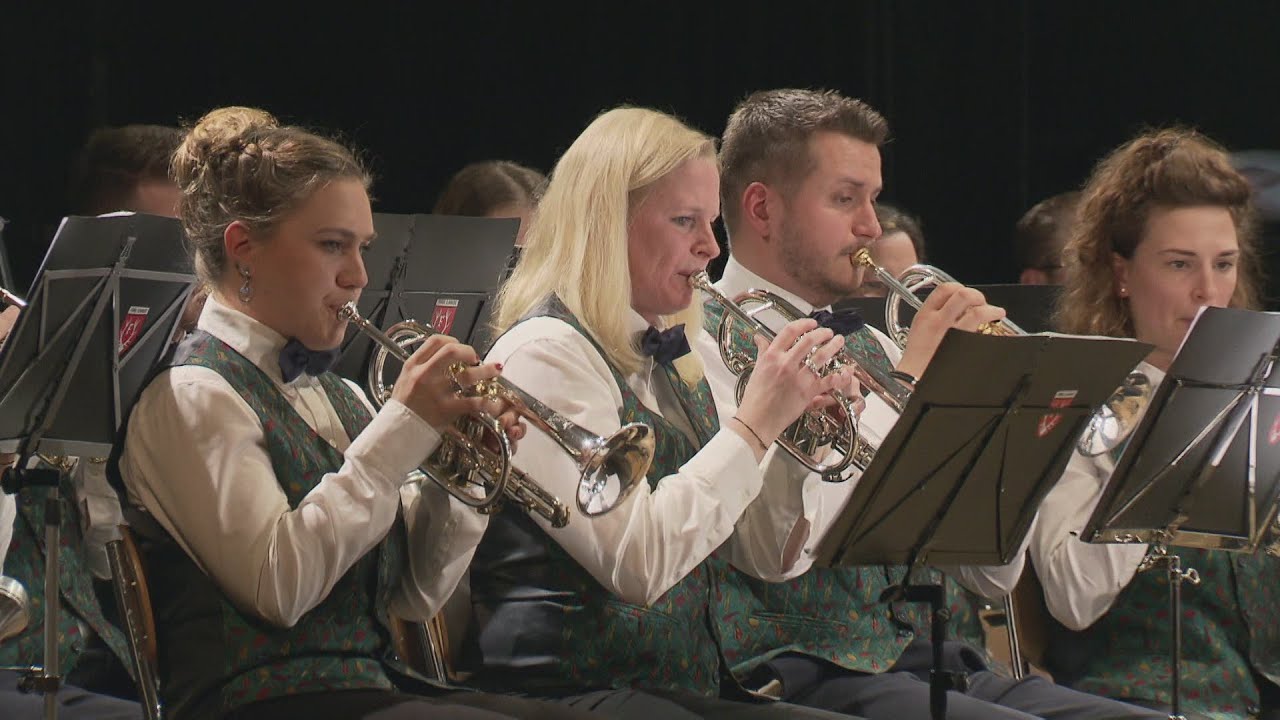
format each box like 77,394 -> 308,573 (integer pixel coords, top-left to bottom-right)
809,309 -> 865,335
638,324 -> 690,366
279,338 -> 341,383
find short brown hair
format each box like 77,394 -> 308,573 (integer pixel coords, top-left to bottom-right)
1055,128 -> 1261,338
171,106 -> 370,285
720,89 -> 889,233
433,160 -> 547,216
70,124 -> 183,215
875,203 -> 926,263
1014,191 -> 1081,272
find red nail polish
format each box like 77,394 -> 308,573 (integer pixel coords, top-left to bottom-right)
495,363 -> 504,371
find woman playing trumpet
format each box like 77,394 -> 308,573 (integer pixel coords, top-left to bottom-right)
463,107 -> 860,720
1028,128 -> 1273,719
113,106 -> 607,720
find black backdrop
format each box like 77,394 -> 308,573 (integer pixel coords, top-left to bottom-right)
3,1 -> 1278,301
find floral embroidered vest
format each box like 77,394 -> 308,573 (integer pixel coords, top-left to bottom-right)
130,331 -> 408,720
465,299 -> 729,696
1048,546 -> 1280,719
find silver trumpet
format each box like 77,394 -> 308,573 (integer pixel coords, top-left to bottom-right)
0,287 -> 24,310
1076,372 -> 1155,457
850,249 -> 1154,457
0,575 -> 29,642
691,271 -> 910,481
339,302 -> 654,526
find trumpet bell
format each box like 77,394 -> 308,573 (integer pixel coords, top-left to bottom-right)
1077,372 -> 1155,457
577,423 -> 654,516
0,575 -> 29,642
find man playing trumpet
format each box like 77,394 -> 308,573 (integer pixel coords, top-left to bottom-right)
699,88 -> 1163,720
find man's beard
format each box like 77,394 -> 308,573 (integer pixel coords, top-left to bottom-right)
777,220 -> 857,305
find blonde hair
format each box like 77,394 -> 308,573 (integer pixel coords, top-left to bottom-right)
171,106 -> 370,286
1055,127 -> 1261,337
493,107 -> 716,380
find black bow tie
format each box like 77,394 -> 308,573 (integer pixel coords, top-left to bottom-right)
638,324 -> 690,366
279,338 -> 341,383
809,309 -> 865,335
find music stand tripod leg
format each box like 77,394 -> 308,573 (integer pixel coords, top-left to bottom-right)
1138,547 -> 1199,720
41,497 -> 60,720
903,582 -> 967,720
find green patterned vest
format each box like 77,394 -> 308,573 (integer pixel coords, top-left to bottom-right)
466,299 -> 729,696
136,331 -> 409,720
1048,546 -> 1280,719
702,300 -> 990,679
0,465 -> 132,675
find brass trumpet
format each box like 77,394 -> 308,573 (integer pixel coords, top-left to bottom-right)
691,271 -> 910,481
851,248 -> 1025,349
339,303 -> 654,526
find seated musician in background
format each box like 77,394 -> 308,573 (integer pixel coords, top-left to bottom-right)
1029,129 -> 1272,719
0,123 -> 188,719
703,87 -> 1161,720
464,106 -> 863,720
1013,192 -> 1080,287
70,123 -> 186,218
111,106 -> 614,720
845,203 -> 926,298
433,160 -> 547,247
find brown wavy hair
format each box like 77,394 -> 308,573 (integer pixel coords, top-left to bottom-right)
1054,128 -> 1261,338
171,106 -> 371,285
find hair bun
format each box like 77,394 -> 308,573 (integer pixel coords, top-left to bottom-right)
172,106 -> 280,186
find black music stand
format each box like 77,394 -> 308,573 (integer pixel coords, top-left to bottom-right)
0,215 -> 14,292
1080,306 -> 1280,720
816,329 -> 1151,720
332,213 -> 517,384
0,213 -> 192,719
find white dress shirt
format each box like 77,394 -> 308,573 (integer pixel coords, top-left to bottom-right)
119,295 -> 487,628
0,487 -> 13,575
699,257 -> 1026,599
1029,361 -> 1163,630
484,304 -> 812,606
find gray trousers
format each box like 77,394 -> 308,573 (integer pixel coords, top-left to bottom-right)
769,641 -> 1168,720
561,687 -> 865,720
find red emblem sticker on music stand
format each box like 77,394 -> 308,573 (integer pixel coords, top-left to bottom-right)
118,305 -> 150,357
431,298 -> 460,336
1268,413 -> 1280,446
1037,389 -> 1078,438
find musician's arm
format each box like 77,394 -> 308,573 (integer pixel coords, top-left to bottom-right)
489,318 -> 766,607
120,367 -> 443,627
1028,452 -> 1147,630
692,328 -> 815,581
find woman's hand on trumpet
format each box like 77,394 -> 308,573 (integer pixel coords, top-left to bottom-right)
391,334 -> 527,447
896,282 -> 1007,380
733,318 -> 858,455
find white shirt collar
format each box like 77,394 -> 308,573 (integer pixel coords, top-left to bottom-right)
196,294 -> 296,385
716,256 -> 826,315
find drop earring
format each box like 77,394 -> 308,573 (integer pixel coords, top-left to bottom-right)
238,265 -> 253,304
